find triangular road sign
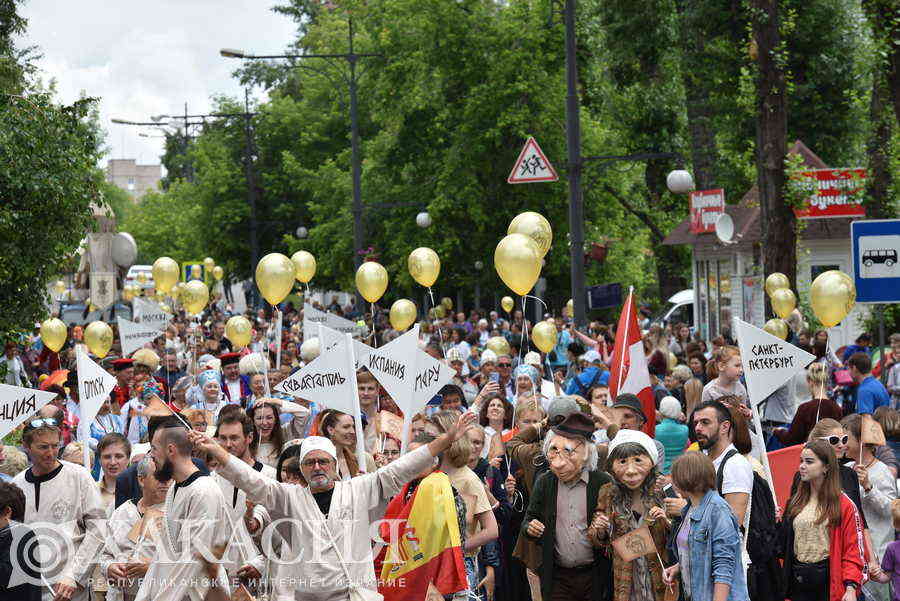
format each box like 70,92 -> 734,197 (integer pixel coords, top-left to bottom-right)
734,318 -> 816,407
508,136 -> 558,183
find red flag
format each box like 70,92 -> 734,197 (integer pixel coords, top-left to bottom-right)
608,289 -> 655,436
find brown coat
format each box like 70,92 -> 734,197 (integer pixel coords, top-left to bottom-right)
507,423 -> 545,572
587,482 -> 671,601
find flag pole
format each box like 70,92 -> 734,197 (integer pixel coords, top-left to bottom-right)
345,333 -> 368,472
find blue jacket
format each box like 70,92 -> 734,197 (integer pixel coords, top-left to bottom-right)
565,366 -> 609,396
668,489 -> 749,601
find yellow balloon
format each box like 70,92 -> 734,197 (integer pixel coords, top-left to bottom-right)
764,272 -> 790,297
203,257 -> 215,271
152,257 -> 179,294
84,321 -> 113,359
770,288 -> 797,320
136,272 -> 147,284
501,296 -> 514,313
408,248 -> 440,288
53,280 -> 66,295
565,298 -> 574,317
190,264 -> 202,279
168,285 -> 179,300
763,318 -> 789,340
181,280 -> 209,315
40,318 -> 67,353
255,253 -> 296,305
291,251 -> 317,283
508,211 -> 553,257
441,297 -> 453,311
355,261 -> 389,303
434,305 -> 446,319
389,299 -> 417,332
212,265 -> 224,281
531,320 -> 557,353
122,286 -> 135,302
225,315 -> 252,348
160,303 -> 172,314
494,233 -> 542,295
486,336 -> 511,357
810,270 -> 856,328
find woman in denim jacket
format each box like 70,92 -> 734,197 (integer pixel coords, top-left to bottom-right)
663,451 -> 749,601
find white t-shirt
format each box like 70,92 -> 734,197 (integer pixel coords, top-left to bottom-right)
709,443 -> 753,569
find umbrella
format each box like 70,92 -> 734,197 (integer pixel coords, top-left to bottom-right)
39,369 -> 69,391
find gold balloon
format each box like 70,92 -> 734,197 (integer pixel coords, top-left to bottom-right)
53,280 -> 66,295
810,269 -> 856,328
136,272 -> 147,285
486,336 -> 511,357
389,299 -> 417,332
508,211 -> 553,257
434,305 -> 446,319
355,261 -> 389,303
408,247 -> 440,288
40,318 -> 67,352
565,298 -> 574,317
212,265 -> 224,281
531,320 -> 557,353
122,286 -> 135,302
501,296 -> 514,313
291,251 -> 317,283
190,264 -> 202,279
225,315 -> 252,348
84,321 -> 113,359
203,257 -> 215,271
764,272 -> 790,297
181,280 -> 209,315
152,257 -> 179,294
770,288 -> 797,320
168,285 -> 179,300
255,253 -> 296,306
441,297 -> 453,311
160,303 -> 172,314
763,318 -> 789,340
494,233 -> 542,296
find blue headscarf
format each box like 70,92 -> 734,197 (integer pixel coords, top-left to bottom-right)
514,364 -> 540,390
197,369 -> 220,390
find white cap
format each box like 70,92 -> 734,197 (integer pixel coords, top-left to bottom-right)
659,396 -> 682,420
524,351 -> 542,368
299,436 -> 338,463
581,349 -> 602,364
480,349 -> 498,364
446,348 -> 464,363
607,429 -> 658,466
300,337 -> 321,362
239,352 -> 267,375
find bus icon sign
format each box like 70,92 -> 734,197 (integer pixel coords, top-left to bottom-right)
852,220 -> 900,303
862,249 -> 897,268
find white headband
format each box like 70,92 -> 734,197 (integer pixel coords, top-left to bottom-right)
298,436 -> 338,463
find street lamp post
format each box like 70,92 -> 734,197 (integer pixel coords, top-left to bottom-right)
559,0 -> 693,328
221,19 -> 380,311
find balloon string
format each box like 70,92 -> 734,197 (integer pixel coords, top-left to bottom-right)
428,288 -> 445,358
520,295 -> 529,362
371,302 -> 378,348
263,305 -> 273,397
523,294 -> 548,311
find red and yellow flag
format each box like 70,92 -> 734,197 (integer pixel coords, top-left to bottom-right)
379,472 -> 467,601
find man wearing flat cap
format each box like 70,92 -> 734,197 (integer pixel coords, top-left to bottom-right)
219,352 -> 251,406
522,411 -> 613,601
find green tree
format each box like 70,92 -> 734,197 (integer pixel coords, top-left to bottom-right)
118,181 -> 206,265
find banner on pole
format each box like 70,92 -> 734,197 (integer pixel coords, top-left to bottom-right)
274,334 -> 357,416
303,303 -> 362,340
76,346 -> 118,467
734,318 -> 816,407
132,297 -> 170,332
0,384 -> 58,440
117,317 -> 163,357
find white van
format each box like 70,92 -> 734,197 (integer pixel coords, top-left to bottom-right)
653,289 -> 694,328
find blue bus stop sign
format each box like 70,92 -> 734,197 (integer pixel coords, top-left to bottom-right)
851,219 -> 900,303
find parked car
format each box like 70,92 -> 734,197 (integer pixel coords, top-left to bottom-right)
652,289 -> 694,328
60,302 -> 132,326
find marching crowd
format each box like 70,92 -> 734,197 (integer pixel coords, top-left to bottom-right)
1,296 -> 900,601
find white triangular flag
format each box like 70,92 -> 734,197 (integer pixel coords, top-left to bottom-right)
118,317 -> 164,357
76,346 -> 118,467
302,303 -> 361,340
315,323 -> 372,369
734,317 -> 816,407
0,384 -> 58,439
132,297 -> 170,332
274,334 -> 356,415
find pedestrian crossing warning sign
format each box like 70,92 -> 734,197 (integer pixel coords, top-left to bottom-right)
507,137 -> 558,184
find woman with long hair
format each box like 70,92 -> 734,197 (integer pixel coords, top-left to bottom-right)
589,430 -> 670,601
318,408 -> 375,479
779,439 -> 864,601
247,400 -> 310,467
479,395 -> 514,458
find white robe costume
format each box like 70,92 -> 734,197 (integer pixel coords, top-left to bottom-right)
12,460 -> 107,601
216,444 -> 435,601
134,472 -> 232,601
99,500 -> 165,601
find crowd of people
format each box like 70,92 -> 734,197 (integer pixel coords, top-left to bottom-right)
1,294 -> 900,601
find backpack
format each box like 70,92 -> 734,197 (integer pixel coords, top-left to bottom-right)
715,449 -> 779,565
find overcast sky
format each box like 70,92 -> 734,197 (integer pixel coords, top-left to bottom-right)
17,1 -> 297,167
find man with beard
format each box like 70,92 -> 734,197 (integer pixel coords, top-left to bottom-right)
189,411 -> 477,601
135,417 -> 232,601
522,412 -> 612,601
682,400 -> 753,571
212,407 -> 274,592
219,353 -> 250,406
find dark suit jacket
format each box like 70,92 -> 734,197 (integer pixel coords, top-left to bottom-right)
115,456 -> 209,508
522,469 -> 613,601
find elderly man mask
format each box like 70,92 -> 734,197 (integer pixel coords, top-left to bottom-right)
543,412 -> 598,483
